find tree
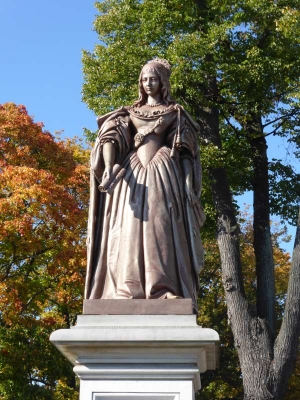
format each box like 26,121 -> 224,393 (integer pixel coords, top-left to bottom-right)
0,103 -> 89,399
82,1 -> 300,398
197,211 -> 299,399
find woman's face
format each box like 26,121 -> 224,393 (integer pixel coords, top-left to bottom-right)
141,70 -> 161,97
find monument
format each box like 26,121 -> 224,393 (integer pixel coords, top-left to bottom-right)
50,59 -> 219,399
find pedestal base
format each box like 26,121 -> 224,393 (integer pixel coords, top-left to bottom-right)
50,314 -> 219,400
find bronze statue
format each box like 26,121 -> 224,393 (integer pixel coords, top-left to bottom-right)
85,58 -> 205,311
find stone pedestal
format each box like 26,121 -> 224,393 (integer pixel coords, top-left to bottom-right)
50,302 -> 219,400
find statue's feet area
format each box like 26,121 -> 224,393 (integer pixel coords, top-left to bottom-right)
113,292 -> 183,300
161,292 -> 182,300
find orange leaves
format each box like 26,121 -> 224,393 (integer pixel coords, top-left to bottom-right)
0,102 -> 89,397
0,103 -> 76,180
0,165 -> 82,262
0,102 -> 89,322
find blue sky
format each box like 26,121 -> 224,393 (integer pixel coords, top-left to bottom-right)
0,1 -> 97,138
0,1 -> 297,254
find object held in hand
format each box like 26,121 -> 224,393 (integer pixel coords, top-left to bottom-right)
98,164 -> 126,195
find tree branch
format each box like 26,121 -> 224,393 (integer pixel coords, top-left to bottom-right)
247,115 -> 276,340
262,110 -> 298,129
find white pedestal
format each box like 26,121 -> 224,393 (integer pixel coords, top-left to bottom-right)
50,315 -> 219,400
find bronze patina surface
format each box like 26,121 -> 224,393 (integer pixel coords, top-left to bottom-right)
85,59 -> 205,312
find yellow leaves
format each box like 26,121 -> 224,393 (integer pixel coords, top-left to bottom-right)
53,378 -> 79,400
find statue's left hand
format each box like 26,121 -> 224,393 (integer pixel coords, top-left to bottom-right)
185,182 -> 198,207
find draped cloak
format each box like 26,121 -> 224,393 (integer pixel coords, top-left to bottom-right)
84,104 -> 205,310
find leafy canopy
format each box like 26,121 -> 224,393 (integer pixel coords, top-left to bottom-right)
82,0 -> 300,225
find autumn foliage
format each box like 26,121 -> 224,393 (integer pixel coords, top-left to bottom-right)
0,103 -> 298,399
0,103 -> 89,399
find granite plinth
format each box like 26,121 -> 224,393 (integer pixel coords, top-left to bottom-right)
50,314 -> 219,399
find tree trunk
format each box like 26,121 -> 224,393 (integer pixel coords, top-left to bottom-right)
272,207 -> 300,398
248,117 -> 276,339
203,107 -> 300,398
202,104 -> 300,399
209,165 -> 274,400
198,80 -> 273,399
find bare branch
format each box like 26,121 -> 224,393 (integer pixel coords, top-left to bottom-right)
262,110 -> 298,129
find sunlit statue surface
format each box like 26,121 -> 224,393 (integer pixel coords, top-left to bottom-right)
85,58 -> 205,311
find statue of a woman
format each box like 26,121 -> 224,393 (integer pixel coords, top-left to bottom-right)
85,58 -> 205,311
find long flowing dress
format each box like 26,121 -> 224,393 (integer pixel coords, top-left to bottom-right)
85,104 -> 204,310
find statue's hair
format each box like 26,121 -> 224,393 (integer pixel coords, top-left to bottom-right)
134,58 -> 175,106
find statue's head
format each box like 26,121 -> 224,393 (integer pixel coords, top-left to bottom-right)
134,58 -> 175,106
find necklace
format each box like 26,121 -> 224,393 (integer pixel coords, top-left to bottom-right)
145,101 -> 165,107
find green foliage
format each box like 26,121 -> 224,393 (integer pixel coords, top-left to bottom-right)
269,160 -> 300,223
82,0 -> 300,226
0,321 -> 77,400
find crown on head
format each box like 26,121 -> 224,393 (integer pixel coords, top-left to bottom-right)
144,58 -> 171,77
147,58 -> 171,71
